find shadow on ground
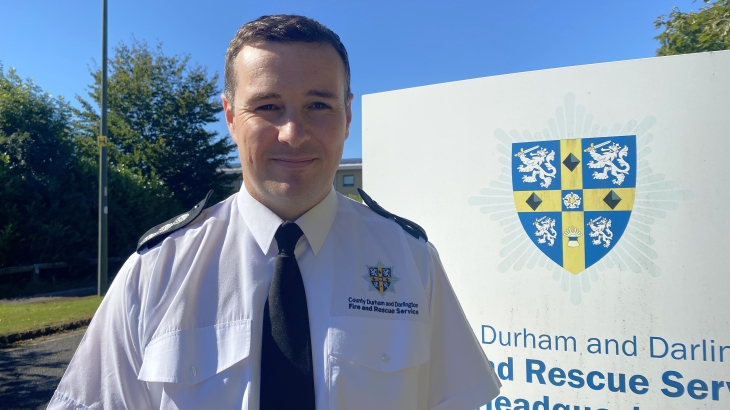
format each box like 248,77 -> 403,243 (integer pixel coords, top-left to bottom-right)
0,328 -> 85,409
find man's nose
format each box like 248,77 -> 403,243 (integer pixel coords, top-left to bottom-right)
277,110 -> 310,147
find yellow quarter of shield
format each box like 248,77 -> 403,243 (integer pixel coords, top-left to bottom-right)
560,139 -> 583,190
561,211 -> 585,274
584,188 -> 635,211
513,190 -> 562,212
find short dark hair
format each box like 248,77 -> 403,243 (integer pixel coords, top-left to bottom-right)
224,15 -> 351,106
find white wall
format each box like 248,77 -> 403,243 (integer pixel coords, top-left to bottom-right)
363,51 -> 730,410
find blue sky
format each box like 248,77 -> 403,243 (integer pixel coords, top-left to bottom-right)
0,0 -> 701,160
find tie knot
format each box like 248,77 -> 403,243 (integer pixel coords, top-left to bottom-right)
275,222 -> 304,255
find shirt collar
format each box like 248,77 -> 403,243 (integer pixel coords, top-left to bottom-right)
237,186 -> 338,256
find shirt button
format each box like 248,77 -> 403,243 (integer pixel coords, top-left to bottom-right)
381,354 -> 390,364
189,366 -> 197,377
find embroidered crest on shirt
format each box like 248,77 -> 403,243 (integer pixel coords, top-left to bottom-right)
363,261 -> 399,295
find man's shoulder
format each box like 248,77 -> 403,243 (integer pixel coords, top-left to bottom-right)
117,192 -> 238,308
339,189 -> 428,242
136,191 -> 238,254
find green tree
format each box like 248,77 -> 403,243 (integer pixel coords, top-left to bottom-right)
0,64 -> 94,267
655,0 -> 730,56
0,64 -> 185,270
76,39 -> 237,208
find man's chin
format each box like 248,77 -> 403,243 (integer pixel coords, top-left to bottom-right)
264,180 -> 325,202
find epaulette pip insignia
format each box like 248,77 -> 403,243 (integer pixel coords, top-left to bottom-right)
136,190 -> 214,253
357,188 -> 428,241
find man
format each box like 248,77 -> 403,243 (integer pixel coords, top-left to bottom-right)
49,15 -> 500,410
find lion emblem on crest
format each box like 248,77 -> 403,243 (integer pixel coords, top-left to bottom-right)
587,216 -> 614,248
533,216 -> 557,247
584,141 -> 630,185
515,146 -> 557,188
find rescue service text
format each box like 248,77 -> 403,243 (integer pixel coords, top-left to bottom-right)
347,297 -> 419,315
489,356 -> 730,402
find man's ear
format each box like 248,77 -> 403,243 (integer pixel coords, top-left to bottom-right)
221,94 -> 236,142
344,92 -> 354,140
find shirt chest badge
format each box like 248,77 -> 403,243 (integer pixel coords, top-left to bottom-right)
363,261 -> 399,295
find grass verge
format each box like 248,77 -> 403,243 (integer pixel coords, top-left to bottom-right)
0,276 -> 96,300
0,296 -> 103,336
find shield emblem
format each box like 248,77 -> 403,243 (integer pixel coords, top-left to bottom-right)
512,136 -> 636,274
364,262 -> 399,295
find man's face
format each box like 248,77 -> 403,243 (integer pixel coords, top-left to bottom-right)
223,42 -> 352,218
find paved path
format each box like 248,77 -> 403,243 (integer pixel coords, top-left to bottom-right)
0,327 -> 86,410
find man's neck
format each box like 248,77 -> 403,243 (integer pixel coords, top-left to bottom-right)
244,184 -> 330,222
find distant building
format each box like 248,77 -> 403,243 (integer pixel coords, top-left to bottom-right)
219,157 -> 363,197
334,157 -> 362,197
219,162 -> 243,190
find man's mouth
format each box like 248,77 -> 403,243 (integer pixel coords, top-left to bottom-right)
271,157 -> 317,169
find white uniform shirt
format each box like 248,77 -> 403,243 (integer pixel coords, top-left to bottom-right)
48,188 -> 500,410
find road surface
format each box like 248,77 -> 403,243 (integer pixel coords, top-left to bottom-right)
0,327 -> 86,410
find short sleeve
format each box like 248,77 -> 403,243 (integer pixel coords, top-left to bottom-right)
426,243 -> 501,410
47,253 -> 153,410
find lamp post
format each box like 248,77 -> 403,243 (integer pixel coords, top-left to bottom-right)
98,0 -> 109,296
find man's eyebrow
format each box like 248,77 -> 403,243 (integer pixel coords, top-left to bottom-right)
246,92 -> 281,103
306,89 -> 338,99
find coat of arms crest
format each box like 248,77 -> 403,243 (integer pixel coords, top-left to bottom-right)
363,261 -> 399,295
512,136 -> 636,274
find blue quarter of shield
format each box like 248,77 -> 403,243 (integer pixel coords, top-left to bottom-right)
582,136 -> 636,189
512,140 -> 562,191
518,212 -> 563,267
584,211 -> 632,268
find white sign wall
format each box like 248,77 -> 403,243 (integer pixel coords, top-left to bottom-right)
363,51 -> 730,410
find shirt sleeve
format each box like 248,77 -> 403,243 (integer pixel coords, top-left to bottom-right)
426,242 -> 501,410
47,253 -> 153,410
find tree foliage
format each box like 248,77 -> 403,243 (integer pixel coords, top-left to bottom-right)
76,39 -> 237,207
0,65 -> 94,267
655,0 -> 730,56
0,64 -> 184,268
1,39 -> 238,269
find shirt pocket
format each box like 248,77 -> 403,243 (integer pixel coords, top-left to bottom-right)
328,316 -> 430,410
137,319 -> 252,409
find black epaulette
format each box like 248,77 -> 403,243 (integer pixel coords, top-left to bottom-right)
136,190 -> 214,253
357,188 -> 428,241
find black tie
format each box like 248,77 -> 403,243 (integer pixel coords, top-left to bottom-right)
260,222 -> 316,410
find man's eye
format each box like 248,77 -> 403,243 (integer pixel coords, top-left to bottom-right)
311,102 -> 331,110
257,104 -> 278,111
